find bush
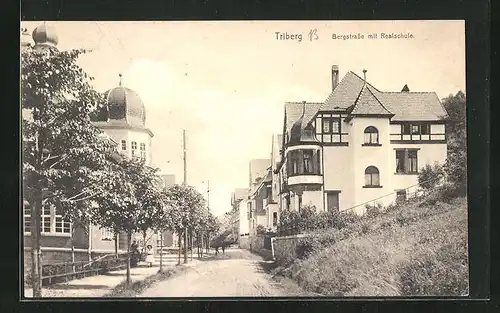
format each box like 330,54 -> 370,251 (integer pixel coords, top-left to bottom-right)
399,241 -> 469,296
256,224 -> 266,236
418,162 -> 444,190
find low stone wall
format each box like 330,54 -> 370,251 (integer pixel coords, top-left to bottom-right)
271,234 -> 316,266
238,235 -> 264,252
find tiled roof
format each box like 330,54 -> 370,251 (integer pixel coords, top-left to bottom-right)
322,71 -> 380,111
285,102 -> 322,133
321,71 -> 447,121
375,91 -> 448,121
349,84 -> 393,116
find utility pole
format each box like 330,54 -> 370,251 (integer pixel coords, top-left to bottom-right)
183,130 -> 188,264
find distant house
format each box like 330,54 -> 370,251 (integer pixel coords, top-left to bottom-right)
276,65 -> 448,215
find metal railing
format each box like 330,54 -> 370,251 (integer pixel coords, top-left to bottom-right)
341,176 -> 444,214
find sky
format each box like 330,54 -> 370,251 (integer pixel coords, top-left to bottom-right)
21,20 -> 465,217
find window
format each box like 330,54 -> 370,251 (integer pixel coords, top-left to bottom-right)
121,140 -> 126,150
303,150 -> 313,173
322,118 -> 340,134
54,206 -> 71,234
411,125 -> 420,134
140,142 -> 146,160
408,150 -> 418,173
272,212 -> 278,226
364,166 -> 380,187
24,202 -> 31,233
421,124 -> 430,135
131,141 -> 137,156
100,228 -> 114,241
291,154 -> 299,175
363,126 -> 379,145
402,123 -> 411,135
395,149 -> 419,174
326,192 -> 340,212
41,206 -> 51,233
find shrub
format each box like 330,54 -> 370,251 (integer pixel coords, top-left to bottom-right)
399,241 -> 469,296
418,162 -> 444,190
295,238 -> 319,260
365,204 -> 382,218
256,224 -> 266,236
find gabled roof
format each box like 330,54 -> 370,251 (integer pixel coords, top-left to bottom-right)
348,84 -> 393,117
322,71 -> 380,111
321,70 -> 448,121
250,168 -> 272,198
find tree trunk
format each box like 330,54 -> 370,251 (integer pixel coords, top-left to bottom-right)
200,234 -> 203,257
142,229 -> 147,254
190,231 -> 193,261
159,231 -> 164,272
183,227 -> 188,264
114,232 -> 118,258
177,233 -> 181,265
30,188 -> 42,297
126,232 -> 131,286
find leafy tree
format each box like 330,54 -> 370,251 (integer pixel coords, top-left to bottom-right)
418,162 -> 445,190
91,158 -> 164,285
442,91 -> 467,196
21,46 -> 111,297
163,184 -> 206,264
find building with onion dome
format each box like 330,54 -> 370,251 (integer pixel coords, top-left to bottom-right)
92,75 -> 154,165
22,23 -> 174,270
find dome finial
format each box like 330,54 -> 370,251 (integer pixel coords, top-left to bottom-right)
363,69 -> 367,81
118,73 -> 123,86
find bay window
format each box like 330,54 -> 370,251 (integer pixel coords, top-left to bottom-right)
287,149 -> 321,176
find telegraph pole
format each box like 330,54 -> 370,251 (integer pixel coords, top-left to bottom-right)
183,130 -> 188,264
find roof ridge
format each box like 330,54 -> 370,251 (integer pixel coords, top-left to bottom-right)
366,86 -> 393,114
349,71 -> 382,92
350,83 -> 367,114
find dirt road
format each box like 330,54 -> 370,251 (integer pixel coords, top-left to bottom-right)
138,249 -> 305,297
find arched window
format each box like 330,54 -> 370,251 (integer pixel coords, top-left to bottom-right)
364,126 -> 379,144
364,166 -> 380,186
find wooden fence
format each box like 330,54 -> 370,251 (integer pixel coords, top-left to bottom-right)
41,256 -> 128,286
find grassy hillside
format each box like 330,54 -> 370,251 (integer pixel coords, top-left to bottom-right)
273,195 -> 468,297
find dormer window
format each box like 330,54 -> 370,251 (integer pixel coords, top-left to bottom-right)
363,126 -> 380,145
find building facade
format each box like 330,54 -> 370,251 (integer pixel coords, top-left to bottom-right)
276,66 -> 448,215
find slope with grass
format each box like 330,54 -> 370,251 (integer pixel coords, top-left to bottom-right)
273,195 -> 468,297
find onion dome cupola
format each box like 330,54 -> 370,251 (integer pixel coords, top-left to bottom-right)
96,74 -> 147,128
32,23 -> 59,50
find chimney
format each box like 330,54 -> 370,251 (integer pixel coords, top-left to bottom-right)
401,84 -> 410,92
331,65 -> 339,91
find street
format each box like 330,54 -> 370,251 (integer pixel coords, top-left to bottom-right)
138,249 -> 306,297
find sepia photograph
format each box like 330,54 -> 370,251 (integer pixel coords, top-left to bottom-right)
21,20 -> 467,298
